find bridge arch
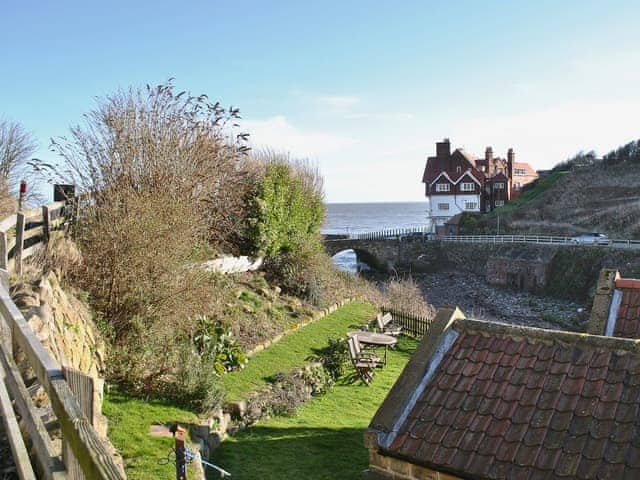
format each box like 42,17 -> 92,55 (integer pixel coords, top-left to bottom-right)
324,239 -> 392,272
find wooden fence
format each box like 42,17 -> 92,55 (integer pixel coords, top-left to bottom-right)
0,200 -> 76,274
0,199 -> 125,480
382,307 -> 434,338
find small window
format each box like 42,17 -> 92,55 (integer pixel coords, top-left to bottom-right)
464,201 -> 478,210
494,182 -> 505,189
460,182 -> 474,192
514,182 -> 521,191
515,168 -> 526,176
435,183 -> 451,192
456,166 -> 462,173
495,200 -> 505,207
438,203 -> 449,210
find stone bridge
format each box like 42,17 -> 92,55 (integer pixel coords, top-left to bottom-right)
323,236 -> 434,272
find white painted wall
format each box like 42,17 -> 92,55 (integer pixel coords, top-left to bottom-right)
428,194 -> 480,225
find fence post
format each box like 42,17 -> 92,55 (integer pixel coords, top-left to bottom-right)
0,231 -> 7,271
42,205 -> 51,243
15,212 -> 25,274
174,425 -> 188,480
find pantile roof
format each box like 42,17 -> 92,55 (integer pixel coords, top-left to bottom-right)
368,313 -> 640,480
613,278 -> 640,339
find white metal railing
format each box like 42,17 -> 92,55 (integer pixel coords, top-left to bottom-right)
348,227 -> 434,241
333,229 -> 640,250
439,235 -> 640,249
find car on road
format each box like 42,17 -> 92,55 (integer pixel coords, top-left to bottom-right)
570,233 -> 611,245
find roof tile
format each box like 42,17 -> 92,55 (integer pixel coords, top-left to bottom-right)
554,450 -> 581,477
379,326 -> 640,480
576,456 -> 600,479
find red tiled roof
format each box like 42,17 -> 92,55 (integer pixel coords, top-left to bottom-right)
377,320 -> 640,479
613,278 -> 640,338
422,149 -> 485,185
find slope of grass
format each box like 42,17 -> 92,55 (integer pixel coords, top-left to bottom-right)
103,390 -> 198,480
213,336 -> 418,480
221,301 -> 376,401
491,170 -> 568,216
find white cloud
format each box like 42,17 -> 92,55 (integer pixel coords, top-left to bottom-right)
315,95 -> 360,110
242,115 -> 356,158
343,112 -> 415,120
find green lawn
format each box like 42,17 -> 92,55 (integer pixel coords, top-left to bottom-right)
103,390 -> 199,480
103,301 -> 379,480
213,336 -> 418,480
221,301 -> 376,402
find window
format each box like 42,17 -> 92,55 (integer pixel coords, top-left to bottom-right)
456,166 -> 461,173
495,200 -> 505,207
438,203 -> 449,210
435,183 -> 451,192
515,168 -> 526,176
514,182 -> 521,191
494,182 -> 505,189
460,182 -> 474,192
464,201 -> 478,210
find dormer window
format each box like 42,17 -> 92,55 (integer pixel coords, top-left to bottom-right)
460,182 -> 474,192
435,183 -> 451,192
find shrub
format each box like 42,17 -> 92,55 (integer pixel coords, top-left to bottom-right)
312,336 -> 349,380
247,364 -> 332,419
383,277 -> 436,319
246,153 -> 324,258
191,315 -> 248,375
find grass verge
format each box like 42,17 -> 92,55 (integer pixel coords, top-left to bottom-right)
221,301 -> 376,402
103,390 -> 198,480
213,336 -> 418,479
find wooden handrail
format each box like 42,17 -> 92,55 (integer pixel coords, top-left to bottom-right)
0,282 -> 125,479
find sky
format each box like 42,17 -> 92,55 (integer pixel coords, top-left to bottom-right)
2,0 -> 640,202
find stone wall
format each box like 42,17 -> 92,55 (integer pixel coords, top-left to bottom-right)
10,271 -> 125,475
364,449 -> 461,479
326,238 -> 640,301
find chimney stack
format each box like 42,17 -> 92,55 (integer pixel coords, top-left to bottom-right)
485,146 -> 493,175
507,148 -> 515,178
436,138 -> 451,159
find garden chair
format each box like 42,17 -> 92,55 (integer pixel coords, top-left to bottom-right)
376,312 -> 402,336
347,335 -> 383,385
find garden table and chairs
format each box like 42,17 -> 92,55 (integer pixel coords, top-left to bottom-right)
347,331 -> 398,366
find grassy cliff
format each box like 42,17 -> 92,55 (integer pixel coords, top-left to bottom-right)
461,164 -> 640,238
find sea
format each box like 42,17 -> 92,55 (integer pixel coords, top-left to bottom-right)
322,201 -> 429,273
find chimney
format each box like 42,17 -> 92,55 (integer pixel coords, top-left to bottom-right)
436,138 -> 451,159
507,148 -> 515,178
485,147 -> 493,175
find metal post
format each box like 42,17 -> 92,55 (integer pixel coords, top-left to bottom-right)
174,425 -> 187,480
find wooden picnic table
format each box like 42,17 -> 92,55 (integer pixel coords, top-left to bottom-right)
348,331 -> 398,365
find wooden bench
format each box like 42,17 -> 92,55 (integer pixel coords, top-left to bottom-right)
375,312 -> 402,336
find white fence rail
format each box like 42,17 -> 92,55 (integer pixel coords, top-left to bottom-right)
344,228 -> 640,250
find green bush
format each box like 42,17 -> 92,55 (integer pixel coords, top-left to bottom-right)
192,315 -> 248,375
246,157 -> 324,258
312,336 -> 350,380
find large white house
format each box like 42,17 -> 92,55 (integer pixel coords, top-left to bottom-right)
422,139 -> 537,235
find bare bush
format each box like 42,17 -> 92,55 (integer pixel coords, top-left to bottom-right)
383,277 -> 436,318
0,119 -> 37,190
